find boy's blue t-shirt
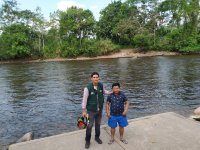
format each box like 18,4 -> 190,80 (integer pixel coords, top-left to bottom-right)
107,92 -> 128,116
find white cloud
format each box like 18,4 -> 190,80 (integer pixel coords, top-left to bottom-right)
57,0 -> 85,11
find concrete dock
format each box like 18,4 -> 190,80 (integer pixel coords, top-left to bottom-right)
9,112 -> 200,150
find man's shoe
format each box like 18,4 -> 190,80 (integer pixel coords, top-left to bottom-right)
95,138 -> 102,144
85,141 -> 90,149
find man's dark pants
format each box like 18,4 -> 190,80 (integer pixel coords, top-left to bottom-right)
85,110 -> 102,142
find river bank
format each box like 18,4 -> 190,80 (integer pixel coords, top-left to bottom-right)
0,49 -> 180,64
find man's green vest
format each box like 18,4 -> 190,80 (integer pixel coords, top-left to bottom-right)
86,82 -> 104,112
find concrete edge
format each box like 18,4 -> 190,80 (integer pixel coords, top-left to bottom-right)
9,129 -> 86,148
9,112 -> 200,149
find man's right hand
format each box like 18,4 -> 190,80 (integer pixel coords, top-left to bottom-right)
82,111 -> 87,118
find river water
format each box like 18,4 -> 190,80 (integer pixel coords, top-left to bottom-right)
0,55 -> 200,148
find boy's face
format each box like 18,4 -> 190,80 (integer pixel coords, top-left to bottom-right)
91,75 -> 99,84
112,86 -> 120,94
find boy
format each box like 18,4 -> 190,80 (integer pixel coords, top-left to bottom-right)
106,83 -> 129,144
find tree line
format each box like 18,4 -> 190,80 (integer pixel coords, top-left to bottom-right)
0,0 -> 200,60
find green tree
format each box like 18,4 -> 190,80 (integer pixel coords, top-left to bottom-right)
157,0 -> 200,52
59,7 -> 95,47
43,11 -> 61,58
0,0 -> 48,59
97,1 -> 131,44
59,7 -> 96,56
113,18 -> 139,45
0,0 -> 18,27
0,23 -> 34,59
30,7 -> 46,56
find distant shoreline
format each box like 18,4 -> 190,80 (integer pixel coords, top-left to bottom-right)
0,49 -> 180,64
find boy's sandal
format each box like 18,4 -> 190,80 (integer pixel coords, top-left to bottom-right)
120,139 -> 128,144
108,139 -> 114,145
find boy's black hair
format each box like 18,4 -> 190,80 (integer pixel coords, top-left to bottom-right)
91,72 -> 99,77
112,82 -> 120,88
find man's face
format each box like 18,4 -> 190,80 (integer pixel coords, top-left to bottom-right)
91,75 -> 99,84
112,86 -> 120,94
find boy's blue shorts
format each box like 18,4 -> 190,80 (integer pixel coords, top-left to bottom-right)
108,115 -> 128,128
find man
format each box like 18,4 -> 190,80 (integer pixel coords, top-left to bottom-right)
82,72 -> 110,149
106,83 -> 129,145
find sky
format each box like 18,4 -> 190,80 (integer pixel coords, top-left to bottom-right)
0,0 -> 125,20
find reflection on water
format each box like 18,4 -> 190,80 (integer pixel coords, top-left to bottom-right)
0,55 -> 200,148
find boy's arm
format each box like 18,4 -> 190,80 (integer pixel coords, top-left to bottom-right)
106,101 -> 110,118
123,100 -> 129,116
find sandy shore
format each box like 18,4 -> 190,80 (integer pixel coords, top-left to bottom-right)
0,49 -> 180,64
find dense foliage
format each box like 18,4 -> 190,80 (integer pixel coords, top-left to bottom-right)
0,0 -> 199,60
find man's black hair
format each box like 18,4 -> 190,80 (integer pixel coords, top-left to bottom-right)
91,72 -> 99,77
112,83 -> 120,88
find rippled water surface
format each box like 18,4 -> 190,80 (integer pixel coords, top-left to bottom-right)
0,55 -> 200,148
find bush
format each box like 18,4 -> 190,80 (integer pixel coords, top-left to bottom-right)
60,39 -> 81,57
66,39 -> 120,57
97,39 -> 120,55
180,45 -> 200,53
132,33 -> 153,50
154,28 -> 186,51
82,39 -> 120,57
61,46 -> 80,58
81,40 -> 100,57
42,47 -> 59,58
42,29 -> 61,58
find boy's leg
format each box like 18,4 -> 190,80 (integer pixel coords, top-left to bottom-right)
119,126 -> 124,140
108,116 -> 117,144
118,116 -> 128,144
108,128 -> 115,144
111,128 -> 116,140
